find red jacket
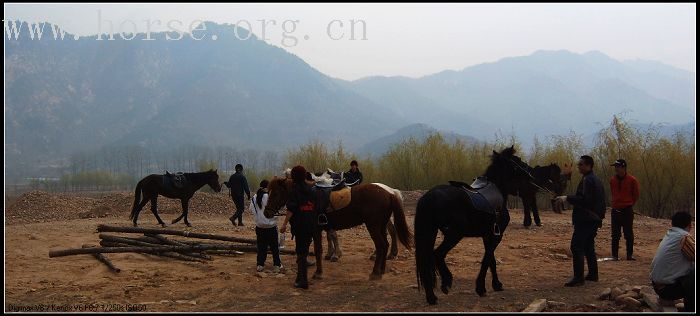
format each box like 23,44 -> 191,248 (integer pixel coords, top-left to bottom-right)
610,174 -> 640,209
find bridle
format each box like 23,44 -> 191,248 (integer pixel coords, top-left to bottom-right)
508,158 -> 555,195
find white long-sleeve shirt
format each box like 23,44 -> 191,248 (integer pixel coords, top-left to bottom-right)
250,193 -> 277,229
650,227 -> 694,285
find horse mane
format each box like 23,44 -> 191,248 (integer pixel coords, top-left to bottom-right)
184,169 -> 218,181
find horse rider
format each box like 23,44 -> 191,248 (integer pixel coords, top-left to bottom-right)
225,164 -> 251,226
344,160 -> 363,185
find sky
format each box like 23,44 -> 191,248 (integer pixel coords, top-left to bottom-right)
4,3 -> 696,80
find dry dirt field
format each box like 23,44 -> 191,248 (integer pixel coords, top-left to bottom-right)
4,190 -> 692,312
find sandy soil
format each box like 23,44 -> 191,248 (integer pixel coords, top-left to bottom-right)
4,192 -> 691,312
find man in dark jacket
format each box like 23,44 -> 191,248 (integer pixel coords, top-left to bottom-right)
224,164 -> 251,226
283,165 -> 317,289
344,160 -> 363,185
555,155 -> 606,287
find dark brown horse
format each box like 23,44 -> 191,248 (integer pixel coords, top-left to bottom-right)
130,169 -> 222,227
263,178 -> 413,280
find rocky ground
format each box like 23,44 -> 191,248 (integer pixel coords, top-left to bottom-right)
4,190 -> 694,312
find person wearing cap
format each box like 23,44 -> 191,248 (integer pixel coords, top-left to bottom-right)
344,160 -> 363,185
280,165 -> 318,289
609,159 -> 640,261
224,164 -> 251,226
650,211 -> 695,312
554,155 -> 606,287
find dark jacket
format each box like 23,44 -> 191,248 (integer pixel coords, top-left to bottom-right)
286,182 -> 317,237
567,171 -> 606,225
344,169 -> 363,185
226,171 -> 250,198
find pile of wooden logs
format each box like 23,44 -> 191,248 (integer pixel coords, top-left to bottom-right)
49,225 -> 295,272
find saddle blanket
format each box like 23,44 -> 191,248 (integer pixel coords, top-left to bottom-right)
330,186 -> 351,211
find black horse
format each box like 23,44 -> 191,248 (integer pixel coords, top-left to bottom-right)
130,169 -> 222,227
508,163 -> 571,227
414,146 -> 533,305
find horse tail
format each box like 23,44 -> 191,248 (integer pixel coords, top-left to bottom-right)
129,179 -> 144,220
389,191 -> 413,250
414,190 -> 439,293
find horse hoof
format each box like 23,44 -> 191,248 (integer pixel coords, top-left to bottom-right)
185,223 -> 192,227
427,295 -> 438,305
441,284 -> 451,294
387,255 -> 397,260
312,273 -> 323,280
330,256 -> 339,262
132,223 -> 138,227
369,273 -> 382,281
476,288 -> 487,297
160,223 -> 167,228
493,282 -> 504,291
324,255 -> 331,261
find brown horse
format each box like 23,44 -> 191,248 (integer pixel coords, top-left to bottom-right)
264,178 -> 413,280
130,169 -> 222,227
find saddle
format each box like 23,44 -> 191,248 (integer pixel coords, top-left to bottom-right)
449,177 -> 503,216
314,180 -> 353,226
449,177 -> 504,235
164,171 -> 187,189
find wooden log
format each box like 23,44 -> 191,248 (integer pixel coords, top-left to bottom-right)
50,243 -> 286,258
203,249 -> 245,256
97,225 -> 256,244
82,244 -> 120,273
144,234 -> 212,260
98,241 -> 206,262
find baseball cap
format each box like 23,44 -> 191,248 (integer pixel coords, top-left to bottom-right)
610,159 -> 627,167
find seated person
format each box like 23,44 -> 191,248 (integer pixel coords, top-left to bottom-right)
650,211 -> 694,312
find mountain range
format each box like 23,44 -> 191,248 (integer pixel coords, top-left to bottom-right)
5,20 -> 695,180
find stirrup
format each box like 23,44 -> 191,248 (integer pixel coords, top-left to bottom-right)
493,223 -> 501,236
318,213 -> 328,226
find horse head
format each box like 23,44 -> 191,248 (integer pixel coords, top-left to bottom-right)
207,169 -> 222,192
264,176 -> 293,218
489,145 -> 533,189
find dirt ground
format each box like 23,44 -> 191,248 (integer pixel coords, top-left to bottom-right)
4,191 -> 692,312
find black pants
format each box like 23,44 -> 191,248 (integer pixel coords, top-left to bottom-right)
255,226 -> 281,267
611,206 -> 634,257
231,195 -> 245,224
655,272 -> 695,312
570,222 -> 599,279
294,232 -> 313,257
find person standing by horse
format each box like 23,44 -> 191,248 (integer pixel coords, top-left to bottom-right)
250,179 -> 283,273
225,164 -> 251,226
555,155 -> 606,287
280,165 -> 318,289
344,160 -> 363,185
609,159 -> 640,261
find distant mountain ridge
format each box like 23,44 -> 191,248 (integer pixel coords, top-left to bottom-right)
357,123 -> 480,156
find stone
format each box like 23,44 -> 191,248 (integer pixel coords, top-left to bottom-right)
632,285 -> 643,293
621,297 -> 642,311
615,293 -> 636,304
610,287 -> 624,300
522,299 -> 547,312
598,288 -> 612,300
625,290 -> 641,299
641,292 -> 660,312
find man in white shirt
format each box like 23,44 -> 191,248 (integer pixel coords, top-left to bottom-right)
650,211 -> 695,312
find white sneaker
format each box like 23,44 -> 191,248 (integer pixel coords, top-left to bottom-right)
256,265 -> 264,272
273,265 -> 283,273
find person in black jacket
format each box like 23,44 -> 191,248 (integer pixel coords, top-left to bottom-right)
281,165 -> 317,289
224,164 -> 251,226
555,155 -> 606,287
344,160 -> 363,185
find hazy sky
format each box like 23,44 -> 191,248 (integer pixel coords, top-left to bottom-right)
4,3 -> 696,80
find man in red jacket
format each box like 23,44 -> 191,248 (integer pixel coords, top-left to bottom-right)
609,159 -> 640,261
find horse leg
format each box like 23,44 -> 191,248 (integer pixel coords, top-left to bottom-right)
434,233 -> 462,294
387,221 -> 398,260
486,237 -> 504,291
312,229 -> 323,279
329,229 -> 340,262
132,196 -> 150,227
367,225 -> 388,280
380,225 -> 390,274
476,235 -> 495,296
150,196 -> 166,227
532,197 -> 541,226
324,229 -> 334,261
171,199 -> 186,225
522,197 -> 532,227
183,199 -> 192,227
